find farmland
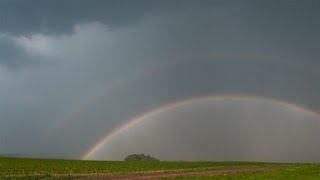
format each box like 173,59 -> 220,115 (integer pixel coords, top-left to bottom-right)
0,157 -> 319,179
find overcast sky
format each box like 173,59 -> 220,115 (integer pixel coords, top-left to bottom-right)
0,0 -> 319,162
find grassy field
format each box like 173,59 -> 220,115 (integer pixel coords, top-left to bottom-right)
0,157 -> 319,179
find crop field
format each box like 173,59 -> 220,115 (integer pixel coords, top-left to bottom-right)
0,157 -> 319,179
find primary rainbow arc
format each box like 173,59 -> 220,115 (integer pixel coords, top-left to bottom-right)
81,94 -> 320,160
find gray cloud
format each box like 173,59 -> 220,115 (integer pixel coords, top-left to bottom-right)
0,34 -> 60,68
0,35 -> 31,67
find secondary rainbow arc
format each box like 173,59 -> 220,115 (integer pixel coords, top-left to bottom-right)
47,53 -> 320,140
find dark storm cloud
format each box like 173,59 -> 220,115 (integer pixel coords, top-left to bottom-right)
0,0 -> 278,35
0,0 -> 318,36
0,0 -> 148,35
0,0 -> 205,35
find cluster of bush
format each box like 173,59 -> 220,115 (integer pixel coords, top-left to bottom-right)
124,154 -> 159,162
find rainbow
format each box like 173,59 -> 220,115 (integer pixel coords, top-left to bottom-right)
81,94 -> 320,160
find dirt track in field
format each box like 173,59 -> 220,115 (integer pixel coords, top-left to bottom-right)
80,166 -> 283,179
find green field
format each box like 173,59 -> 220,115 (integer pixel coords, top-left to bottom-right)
0,157 -> 319,179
